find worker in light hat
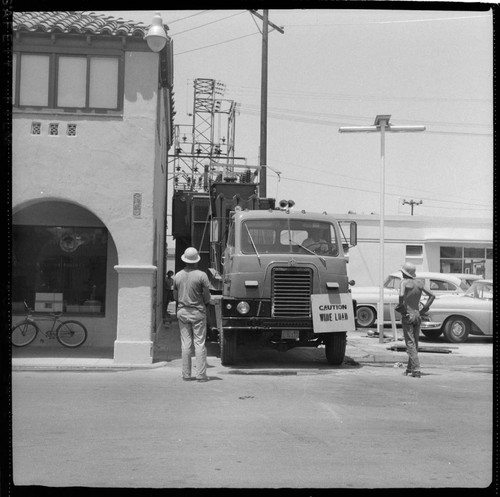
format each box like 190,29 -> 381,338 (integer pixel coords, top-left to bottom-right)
173,247 -> 212,382
396,262 -> 435,378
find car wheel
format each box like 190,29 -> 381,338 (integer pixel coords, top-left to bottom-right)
421,330 -> 442,339
356,306 -> 376,328
443,316 -> 470,343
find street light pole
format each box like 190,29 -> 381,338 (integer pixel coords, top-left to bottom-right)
339,115 -> 425,343
379,117 -> 387,344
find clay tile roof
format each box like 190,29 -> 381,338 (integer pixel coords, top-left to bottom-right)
13,11 -> 149,38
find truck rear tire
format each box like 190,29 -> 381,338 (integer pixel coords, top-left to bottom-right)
220,328 -> 237,365
325,332 -> 346,365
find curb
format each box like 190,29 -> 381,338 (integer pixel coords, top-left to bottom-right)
348,354 -> 492,367
11,325 -> 492,371
11,361 -> 169,372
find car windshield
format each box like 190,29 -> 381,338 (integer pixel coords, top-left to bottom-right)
459,277 -> 481,291
384,275 -> 425,290
429,279 -> 459,292
384,275 -> 401,289
241,218 -> 339,256
464,281 -> 493,300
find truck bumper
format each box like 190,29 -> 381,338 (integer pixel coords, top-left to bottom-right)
221,317 -> 313,332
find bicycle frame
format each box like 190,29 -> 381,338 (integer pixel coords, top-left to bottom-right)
27,312 -> 65,340
12,300 -> 88,348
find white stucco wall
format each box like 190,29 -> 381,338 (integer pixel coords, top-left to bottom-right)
12,49 -> 168,362
12,51 -> 161,266
336,214 -> 493,286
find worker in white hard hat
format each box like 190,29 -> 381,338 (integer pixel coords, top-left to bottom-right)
396,262 -> 435,378
173,247 -> 212,382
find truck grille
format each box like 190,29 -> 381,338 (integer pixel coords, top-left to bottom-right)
272,267 -> 312,318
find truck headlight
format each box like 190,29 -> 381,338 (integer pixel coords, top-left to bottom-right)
236,301 -> 250,315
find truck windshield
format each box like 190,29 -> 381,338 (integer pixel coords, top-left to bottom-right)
241,219 -> 339,256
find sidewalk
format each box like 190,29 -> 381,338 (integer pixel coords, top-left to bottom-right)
11,318 -> 493,371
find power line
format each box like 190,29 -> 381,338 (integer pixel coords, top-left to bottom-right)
283,14 -> 491,27
168,11 -> 210,24
175,31 -> 260,55
228,84 -> 492,104
239,103 -> 492,130
239,108 -> 492,136
279,176 -> 492,211
170,11 -> 246,36
269,158 -> 492,207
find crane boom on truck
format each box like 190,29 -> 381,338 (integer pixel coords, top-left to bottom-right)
171,162 -> 357,366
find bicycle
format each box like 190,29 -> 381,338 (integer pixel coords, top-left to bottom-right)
11,300 -> 88,348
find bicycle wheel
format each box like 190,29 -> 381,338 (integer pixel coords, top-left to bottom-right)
11,321 -> 39,347
56,320 -> 87,347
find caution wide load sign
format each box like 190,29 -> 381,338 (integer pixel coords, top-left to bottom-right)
311,293 -> 356,333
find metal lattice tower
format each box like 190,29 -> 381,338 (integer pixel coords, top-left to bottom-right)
170,78 -> 244,192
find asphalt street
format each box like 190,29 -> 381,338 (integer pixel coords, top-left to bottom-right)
9,321 -> 494,490
11,364 -> 492,489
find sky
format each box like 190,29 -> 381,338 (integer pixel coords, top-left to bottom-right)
101,7 -> 493,220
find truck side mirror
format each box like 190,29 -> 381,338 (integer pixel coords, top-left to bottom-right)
350,222 -> 357,247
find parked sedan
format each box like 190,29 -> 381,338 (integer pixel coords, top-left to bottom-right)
420,279 -> 493,343
351,271 -> 465,328
449,273 -> 483,291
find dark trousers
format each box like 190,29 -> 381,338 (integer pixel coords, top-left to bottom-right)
402,316 -> 421,372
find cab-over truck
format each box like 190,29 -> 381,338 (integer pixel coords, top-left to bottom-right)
172,173 -> 357,366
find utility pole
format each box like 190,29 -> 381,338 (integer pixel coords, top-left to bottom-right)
250,10 -> 284,197
402,199 -> 423,215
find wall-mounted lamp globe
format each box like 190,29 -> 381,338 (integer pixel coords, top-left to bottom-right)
145,12 -> 167,52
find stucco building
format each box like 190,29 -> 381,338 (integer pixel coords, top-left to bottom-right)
338,214 -> 493,286
11,11 -> 174,364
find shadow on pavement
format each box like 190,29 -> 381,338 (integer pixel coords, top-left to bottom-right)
153,318 -> 361,371
154,318 -> 219,363
418,335 -> 493,345
225,346 -> 361,371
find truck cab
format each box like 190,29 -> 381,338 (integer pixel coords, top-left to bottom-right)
214,207 -> 356,365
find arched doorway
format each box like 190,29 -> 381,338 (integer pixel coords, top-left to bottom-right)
12,199 -> 119,349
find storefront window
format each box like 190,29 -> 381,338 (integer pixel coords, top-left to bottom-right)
440,246 -> 462,259
12,226 -> 107,314
464,248 -> 485,258
440,246 -> 491,278
440,260 -> 463,274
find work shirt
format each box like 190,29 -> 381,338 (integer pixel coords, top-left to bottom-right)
400,278 -> 425,312
173,267 -> 211,313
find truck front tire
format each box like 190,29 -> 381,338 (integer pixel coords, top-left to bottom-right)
325,332 -> 346,365
220,328 -> 237,365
